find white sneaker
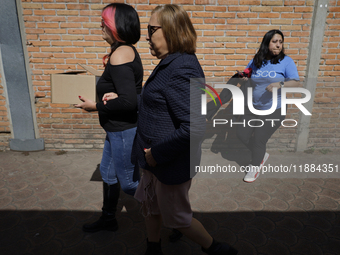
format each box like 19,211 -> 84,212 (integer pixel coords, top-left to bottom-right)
259,152 -> 270,170
243,152 -> 270,183
243,164 -> 260,183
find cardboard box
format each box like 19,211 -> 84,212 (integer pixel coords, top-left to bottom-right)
51,64 -> 102,104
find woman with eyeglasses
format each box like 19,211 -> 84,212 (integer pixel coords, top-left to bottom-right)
75,3 -> 143,233
132,4 -> 237,255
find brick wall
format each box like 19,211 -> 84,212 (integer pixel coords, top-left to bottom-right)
0,0 -> 337,151
0,73 -> 11,151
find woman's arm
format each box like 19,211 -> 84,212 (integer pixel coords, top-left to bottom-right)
102,92 -> 118,105
266,56 -> 300,92
266,79 -> 301,92
96,65 -> 138,113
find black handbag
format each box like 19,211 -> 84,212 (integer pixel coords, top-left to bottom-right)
206,73 -> 252,120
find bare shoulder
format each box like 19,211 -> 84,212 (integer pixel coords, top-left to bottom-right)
110,45 -> 135,66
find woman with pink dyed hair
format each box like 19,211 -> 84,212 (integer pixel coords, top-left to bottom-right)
75,3 -> 143,233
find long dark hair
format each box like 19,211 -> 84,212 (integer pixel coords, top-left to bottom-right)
253,29 -> 285,69
102,3 -> 140,66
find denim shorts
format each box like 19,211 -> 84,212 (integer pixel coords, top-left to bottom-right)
100,127 -> 139,196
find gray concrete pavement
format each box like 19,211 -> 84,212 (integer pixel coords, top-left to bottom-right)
0,149 -> 340,255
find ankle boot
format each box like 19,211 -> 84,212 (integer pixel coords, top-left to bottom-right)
202,239 -> 238,255
83,182 -> 120,233
144,239 -> 163,255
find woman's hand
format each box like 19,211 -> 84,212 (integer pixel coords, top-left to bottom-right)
266,82 -> 281,93
74,96 -> 97,111
102,92 -> 118,105
237,68 -> 252,81
144,148 -> 157,167
237,71 -> 249,81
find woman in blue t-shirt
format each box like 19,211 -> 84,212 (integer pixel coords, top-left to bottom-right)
238,29 -> 300,183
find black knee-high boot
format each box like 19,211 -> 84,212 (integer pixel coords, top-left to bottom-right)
83,182 -> 120,232
144,239 -> 163,255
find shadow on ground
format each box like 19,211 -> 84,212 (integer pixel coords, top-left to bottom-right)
1,206 -> 340,255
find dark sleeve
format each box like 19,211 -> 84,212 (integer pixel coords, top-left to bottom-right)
151,61 -> 205,165
96,64 -> 137,113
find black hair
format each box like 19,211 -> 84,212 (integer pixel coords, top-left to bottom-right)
114,3 -> 140,45
102,3 -> 140,63
253,29 -> 285,69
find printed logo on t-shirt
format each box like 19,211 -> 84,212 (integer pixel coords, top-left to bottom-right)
252,70 -> 277,78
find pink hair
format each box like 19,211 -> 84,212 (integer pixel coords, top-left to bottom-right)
102,6 -> 125,66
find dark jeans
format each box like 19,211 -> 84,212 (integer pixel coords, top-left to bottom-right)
236,108 -> 285,166
100,127 -> 139,196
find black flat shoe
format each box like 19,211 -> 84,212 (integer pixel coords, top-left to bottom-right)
202,239 -> 238,255
82,217 -> 118,233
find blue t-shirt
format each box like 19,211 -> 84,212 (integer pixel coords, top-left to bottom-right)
246,55 -> 299,110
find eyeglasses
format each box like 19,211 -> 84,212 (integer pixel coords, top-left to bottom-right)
101,19 -> 105,28
147,25 -> 162,37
